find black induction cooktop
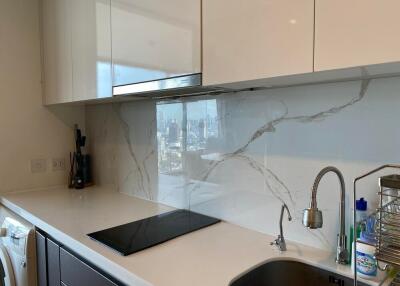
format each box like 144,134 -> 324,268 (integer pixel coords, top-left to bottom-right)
87,209 -> 221,256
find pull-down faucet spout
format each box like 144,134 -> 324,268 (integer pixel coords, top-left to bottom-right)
303,166 -> 348,264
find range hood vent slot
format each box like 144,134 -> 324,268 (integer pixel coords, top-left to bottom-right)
113,73 -> 217,99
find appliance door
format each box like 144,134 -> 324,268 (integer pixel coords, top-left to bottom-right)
0,245 -> 15,286
111,0 -> 201,92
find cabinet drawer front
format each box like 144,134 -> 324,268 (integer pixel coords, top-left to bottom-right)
36,232 -> 47,286
60,248 -> 117,286
47,238 -> 61,286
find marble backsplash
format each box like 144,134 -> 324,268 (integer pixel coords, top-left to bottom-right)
86,76 -> 400,251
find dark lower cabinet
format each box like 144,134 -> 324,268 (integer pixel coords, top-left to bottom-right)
36,231 -> 47,286
47,238 -> 61,286
60,248 -> 117,286
35,230 -> 122,286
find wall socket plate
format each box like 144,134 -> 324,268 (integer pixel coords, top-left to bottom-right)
30,159 -> 47,173
52,158 -> 66,171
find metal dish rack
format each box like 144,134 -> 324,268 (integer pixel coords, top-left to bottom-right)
353,165 -> 400,286
376,177 -> 400,267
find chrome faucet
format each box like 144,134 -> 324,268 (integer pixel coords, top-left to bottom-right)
303,166 -> 348,264
271,204 -> 292,251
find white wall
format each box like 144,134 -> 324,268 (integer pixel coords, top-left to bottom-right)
0,0 -> 84,192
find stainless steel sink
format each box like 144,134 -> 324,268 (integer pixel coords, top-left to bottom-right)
230,260 -> 367,286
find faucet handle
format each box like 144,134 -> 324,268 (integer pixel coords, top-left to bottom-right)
270,238 -> 278,246
271,235 -> 286,251
270,236 -> 281,246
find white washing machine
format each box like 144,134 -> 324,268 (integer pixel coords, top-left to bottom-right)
0,207 -> 36,286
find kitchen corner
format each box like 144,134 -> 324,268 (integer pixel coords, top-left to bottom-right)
0,186 -> 388,286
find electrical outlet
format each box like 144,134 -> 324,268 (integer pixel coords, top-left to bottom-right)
52,158 -> 65,171
30,159 -> 47,173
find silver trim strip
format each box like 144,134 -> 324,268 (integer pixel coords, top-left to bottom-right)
113,73 -> 202,97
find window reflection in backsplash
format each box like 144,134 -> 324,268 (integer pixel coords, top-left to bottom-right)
156,99 -> 219,176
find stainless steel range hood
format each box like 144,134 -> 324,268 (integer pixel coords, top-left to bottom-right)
112,73 -> 226,99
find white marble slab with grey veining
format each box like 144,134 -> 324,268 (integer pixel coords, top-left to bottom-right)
86,76 -> 400,251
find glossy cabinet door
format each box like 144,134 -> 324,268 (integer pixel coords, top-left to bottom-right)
71,0 -> 112,100
315,0 -> 400,71
41,0 -> 112,104
41,0 -> 73,104
111,0 -> 201,87
202,0 -> 314,86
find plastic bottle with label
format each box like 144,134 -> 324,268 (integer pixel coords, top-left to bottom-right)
351,235 -> 385,281
349,198 -> 368,261
350,198 -> 386,281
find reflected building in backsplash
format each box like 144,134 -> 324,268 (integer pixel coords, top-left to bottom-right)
157,100 -> 219,176
86,76 -> 400,252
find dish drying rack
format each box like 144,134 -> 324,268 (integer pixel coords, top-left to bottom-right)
376,178 -> 400,267
354,165 -> 400,286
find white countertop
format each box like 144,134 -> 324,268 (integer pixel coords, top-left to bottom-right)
0,186 -> 388,286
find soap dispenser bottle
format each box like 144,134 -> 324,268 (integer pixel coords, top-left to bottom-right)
349,198 -> 368,259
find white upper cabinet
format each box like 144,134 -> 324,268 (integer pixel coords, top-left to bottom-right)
202,0 -> 315,86
41,0 -> 112,104
111,0 -> 201,87
41,0 -> 400,104
315,0 -> 400,71
41,0 -> 73,104
71,0 -> 112,101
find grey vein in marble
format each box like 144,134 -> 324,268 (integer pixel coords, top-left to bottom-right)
235,78 -> 371,154
189,78 -> 371,213
112,104 -> 154,200
142,117 -> 157,201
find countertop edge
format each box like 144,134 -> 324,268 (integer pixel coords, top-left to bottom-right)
1,195 -> 153,286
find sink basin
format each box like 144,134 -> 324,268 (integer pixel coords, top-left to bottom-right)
230,260 -> 367,286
